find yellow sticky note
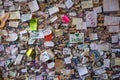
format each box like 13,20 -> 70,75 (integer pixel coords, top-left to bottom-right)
26,48 -> 33,57
30,18 -> 38,31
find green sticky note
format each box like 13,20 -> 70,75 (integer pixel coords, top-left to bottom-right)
30,18 -> 38,31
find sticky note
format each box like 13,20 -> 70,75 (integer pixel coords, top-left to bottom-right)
26,48 -> 33,57
30,18 -> 38,31
62,15 -> 70,23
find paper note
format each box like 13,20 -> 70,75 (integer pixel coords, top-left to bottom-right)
90,43 -> 98,50
0,10 -> 5,17
28,38 -> 35,44
21,14 -> 32,22
78,44 -> 88,49
48,7 -> 59,15
40,51 -> 50,62
15,0 -> 27,2
6,33 -> 18,41
103,59 -> 110,67
109,26 -> 119,32
9,4 -> 20,11
104,16 -> 120,25
93,6 -> 102,13
111,34 -> 119,43
64,57 -> 71,64
0,0 -> 2,5
54,29 -> 63,37
69,12 -> 76,17
14,54 -> 23,65
63,48 -> 71,55
30,32 -> 44,39
36,75 -> 43,80
9,71 -> 16,77
97,43 -> 110,51
81,0 -> 93,9
95,68 -> 106,75
72,18 -> 82,25
103,0 -> 119,12
69,33 -> 84,43
65,0 -> 74,9
44,41 -> 54,47
0,45 -> 4,51
86,12 -> 97,27
0,61 -> 4,66
50,16 -> 58,23
30,18 -> 38,31
4,0 -> 13,7
76,22 -> 87,30
9,11 -> 20,19
115,58 -> 120,65
89,33 -> 98,40
9,21 -> 19,28
77,65 -> 88,76
26,48 -> 33,57
47,62 -> 55,69
28,0 -> 39,12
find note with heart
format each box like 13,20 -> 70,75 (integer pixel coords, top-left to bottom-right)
69,33 -> 84,43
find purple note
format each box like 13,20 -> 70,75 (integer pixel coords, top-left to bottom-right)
0,45 -> 4,51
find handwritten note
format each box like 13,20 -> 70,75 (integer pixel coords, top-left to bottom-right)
9,11 -> 20,20
21,14 -> 32,22
109,26 -> 119,32
77,65 -> 88,76
64,57 -> 71,64
47,62 -> 55,69
103,0 -> 119,12
63,48 -> 71,55
89,33 -> 98,40
9,21 -> 19,28
40,51 -> 50,62
69,33 -> 84,43
28,0 -> 39,12
76,22 -> 87,30
14,54 -> 23,65
48,7 -> 59,15
86,12 -> 97,27
112,34 -> 119,43
65,0 -> 74,9
81,0 -> 93,9
72,18 -> 82,25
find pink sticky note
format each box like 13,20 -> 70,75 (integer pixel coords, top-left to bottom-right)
62,15 -> 70,23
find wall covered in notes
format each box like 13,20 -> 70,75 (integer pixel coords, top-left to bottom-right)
0,0 -> 120,80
